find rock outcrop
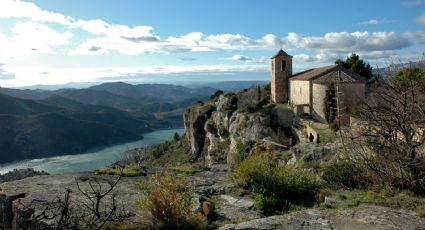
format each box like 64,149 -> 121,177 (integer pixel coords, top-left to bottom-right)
184,87 -> 295,166
184,103 -> 215,159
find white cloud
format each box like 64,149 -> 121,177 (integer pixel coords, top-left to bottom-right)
417,12 -> 425,25
403,31 -> 425,44
293,54 -> 316,62
69,19 -> 162,55
226,54 -> 268,64
360,19 -> 381,25
71,27 -> 285,55
287,32 -> 410,53
0,0 -> 72,24
177,33 -> 283,51
0,64 -> 15,80
13,21 -> 72,47
0,21 -> 72,61
71,19 -> 160,42
165,32 -> 210,52
0,0 -> 423,86
227,54 -> 254,62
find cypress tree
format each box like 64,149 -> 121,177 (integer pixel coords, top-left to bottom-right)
324,83 -> 337,124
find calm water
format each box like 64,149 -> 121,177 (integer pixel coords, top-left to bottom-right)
0,129 -> 184,174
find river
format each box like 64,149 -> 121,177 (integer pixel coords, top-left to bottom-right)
0,129 -> 185,174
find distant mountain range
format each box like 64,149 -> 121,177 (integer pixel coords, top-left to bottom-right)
373,60 -> 425,77
0,81 -> 268,163
185,80 -> 268,92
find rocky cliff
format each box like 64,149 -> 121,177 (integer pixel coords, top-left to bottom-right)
184,86 -> 295,166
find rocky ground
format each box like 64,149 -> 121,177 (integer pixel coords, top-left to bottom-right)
0,172 -> 145,229
1,166 -> 425,229
219,205 -> 425,230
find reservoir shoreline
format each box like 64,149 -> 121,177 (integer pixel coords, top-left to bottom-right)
0,129 -> 184,175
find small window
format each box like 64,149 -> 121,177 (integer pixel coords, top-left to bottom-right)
281,60 -> 286,71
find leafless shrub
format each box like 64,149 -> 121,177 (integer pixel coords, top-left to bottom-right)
18,169 -> 134,229
342,61 -> 425,194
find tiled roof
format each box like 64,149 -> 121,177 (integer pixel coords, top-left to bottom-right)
270,49 -> 292,59
290,65 -> 367,83
290,65 -> 337,81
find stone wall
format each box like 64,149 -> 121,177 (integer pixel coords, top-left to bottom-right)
289,80 -> 310,105
312,82 -> 366,123
312,83 -> 328,123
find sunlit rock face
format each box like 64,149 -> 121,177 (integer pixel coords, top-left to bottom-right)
184,86 -> 295,167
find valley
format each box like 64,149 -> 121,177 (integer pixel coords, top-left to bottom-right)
0,81 -> 265,164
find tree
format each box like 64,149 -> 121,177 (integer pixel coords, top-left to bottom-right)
257,86 -> 261,102
209,90 -> 224,100
335,53 -> 373,81
173,132 -> 180,142
392,67 -> 425,92
324,83 -> 337,124
343,67 -> 425,194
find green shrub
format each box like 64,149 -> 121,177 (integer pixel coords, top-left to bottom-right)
173,132 -> 180,142
151,141 -> 171,159
234,139 -> 253,165
209,140 -> 230,163
327,189 -> 425,212
169,165 -> 197,175
324,83 -> 337,124
233,154 -> 321,215
94,167 -> 145,177
322,160 -> 369,189
138,172 -> 195,229
209,90 -> 224,101
264,83 -> 271,91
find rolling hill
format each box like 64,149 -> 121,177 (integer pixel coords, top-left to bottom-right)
0,93 -> 148,163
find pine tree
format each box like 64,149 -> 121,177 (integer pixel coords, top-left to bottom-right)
335,53 -> 373,81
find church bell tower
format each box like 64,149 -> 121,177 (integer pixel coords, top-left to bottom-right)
271,49 -> 292,103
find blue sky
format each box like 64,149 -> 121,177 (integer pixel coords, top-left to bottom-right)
0,0 -> 424,87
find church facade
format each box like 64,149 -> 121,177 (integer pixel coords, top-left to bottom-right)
271,49 -> 367,123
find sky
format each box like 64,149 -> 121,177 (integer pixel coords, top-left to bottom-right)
0,0 -> 424,87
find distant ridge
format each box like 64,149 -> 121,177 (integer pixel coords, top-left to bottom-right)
0,93 -> 147,163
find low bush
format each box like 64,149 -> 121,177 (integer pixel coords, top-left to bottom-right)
138,172 -> 197,229
322,160 -> 370,189
233,154 -> 321,215
94,167 -> 145,177
327,189 -> 425,214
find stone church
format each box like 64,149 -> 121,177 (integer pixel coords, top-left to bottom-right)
270,49 -> 367,123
